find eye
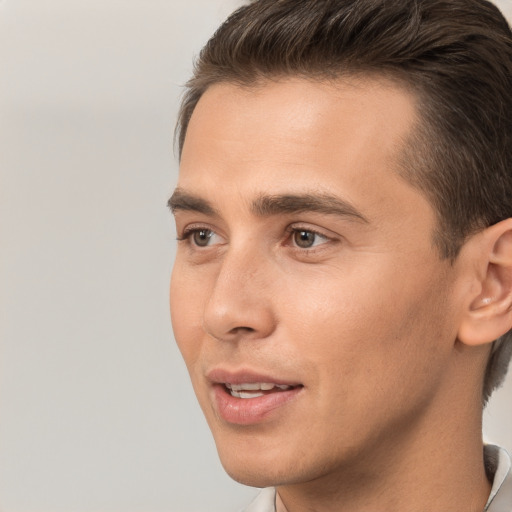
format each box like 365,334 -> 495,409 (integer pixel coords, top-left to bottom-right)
179,227 -> 224,248
193,228 -> 214,247
292,229 -> 329,249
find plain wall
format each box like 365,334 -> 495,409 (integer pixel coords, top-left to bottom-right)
1,1 -> 511,511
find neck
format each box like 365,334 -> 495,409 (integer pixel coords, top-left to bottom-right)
276,395 -> 491,512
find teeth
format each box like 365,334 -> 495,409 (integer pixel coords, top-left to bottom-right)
225,382 -> 292,391
231,390 -> 265,399
225,382 -> 293,398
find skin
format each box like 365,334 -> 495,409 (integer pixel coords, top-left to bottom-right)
170,78 -> 494,512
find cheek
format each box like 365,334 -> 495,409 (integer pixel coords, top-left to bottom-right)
279,268 -> 454,452
280,265 -> 392,342
281,259 -> 453,383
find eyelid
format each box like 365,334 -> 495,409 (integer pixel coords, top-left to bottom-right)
177,222 -> 215,238
286,223 -> 336,238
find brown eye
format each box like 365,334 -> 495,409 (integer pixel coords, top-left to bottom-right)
291,228 -> 330,249
193,229 -> 213,247
293,230 -> 316,248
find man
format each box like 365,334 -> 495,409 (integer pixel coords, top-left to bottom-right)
168,0 -> 512,510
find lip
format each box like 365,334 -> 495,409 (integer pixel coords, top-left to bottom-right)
207,368 -> 303,425
207,368 -> 302,387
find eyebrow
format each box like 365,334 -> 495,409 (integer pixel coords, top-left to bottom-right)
168,189 -> 217,216
252,193 -> 369,223
168,188 -> 369,223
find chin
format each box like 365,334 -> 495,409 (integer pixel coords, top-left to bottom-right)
224,465 -> 276,488
221,456 -> 292,488
214,435 -> 297,488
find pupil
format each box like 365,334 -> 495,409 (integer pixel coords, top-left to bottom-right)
295,230 -> 315,248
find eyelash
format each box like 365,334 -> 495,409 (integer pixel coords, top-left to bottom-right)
176,225 -> 220,245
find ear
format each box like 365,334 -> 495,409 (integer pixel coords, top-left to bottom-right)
457,218 -> 512,347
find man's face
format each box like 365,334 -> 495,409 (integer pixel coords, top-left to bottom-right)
170,78 -> 466,487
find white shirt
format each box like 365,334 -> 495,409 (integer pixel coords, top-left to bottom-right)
243,445 -> 512,512
485,445 -> 512,511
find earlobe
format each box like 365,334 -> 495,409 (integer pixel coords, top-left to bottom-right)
457,218 -> 512,347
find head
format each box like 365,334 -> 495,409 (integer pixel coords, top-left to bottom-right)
170,0 -> 512,489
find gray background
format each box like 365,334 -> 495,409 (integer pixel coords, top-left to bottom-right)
1,1 -> 511,511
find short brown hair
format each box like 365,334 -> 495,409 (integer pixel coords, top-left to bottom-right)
176,0 -> 512,402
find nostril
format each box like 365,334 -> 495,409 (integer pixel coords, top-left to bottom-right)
229,326 -> 256,335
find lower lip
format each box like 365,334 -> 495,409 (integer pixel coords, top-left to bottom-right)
212,385 -> 302,425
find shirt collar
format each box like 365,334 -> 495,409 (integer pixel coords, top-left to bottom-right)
485,444 -> 512,512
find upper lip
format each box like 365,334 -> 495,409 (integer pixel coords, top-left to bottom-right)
206,368 -> 302,387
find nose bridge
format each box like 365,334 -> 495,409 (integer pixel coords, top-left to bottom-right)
203,240 -> 276,341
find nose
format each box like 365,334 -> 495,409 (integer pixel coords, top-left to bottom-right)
203,247 -> 277,343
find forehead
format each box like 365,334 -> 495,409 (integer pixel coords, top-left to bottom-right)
185,76 -> 416,143
179,77 -> 426,215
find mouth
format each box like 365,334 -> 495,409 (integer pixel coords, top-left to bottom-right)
224,382 -> 297,399
207,370 -> 304,425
